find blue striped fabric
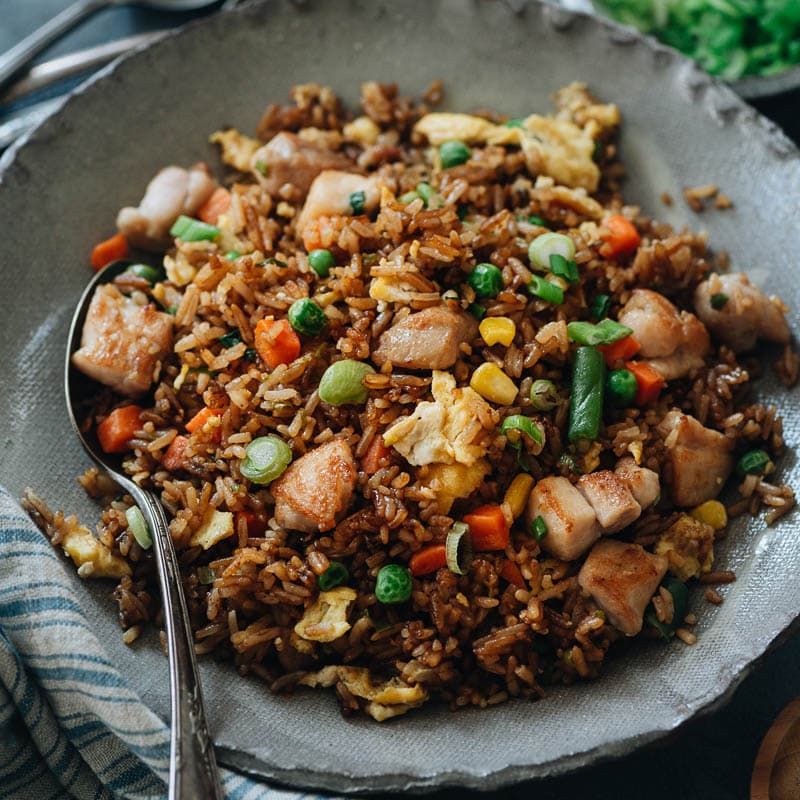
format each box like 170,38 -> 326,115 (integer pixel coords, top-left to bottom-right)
0,488 -> 330,800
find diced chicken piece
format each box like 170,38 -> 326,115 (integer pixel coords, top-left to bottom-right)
526,476 -> 600,561
576,470 -> 641,534
250,132 -> 352,198
71,284 -> 173,396
116,163 -> 217,250
296,170 -> 380,237
578,539 -> 668,636
271,439 -> 356,533
655,515 -> 715,582
419,460 -> 489,514
383,371 -> 495,467
657,411 -> 734,507
188,508 -> 234,550
694,272 -> 790,352
298,664 -> 427,721
614,457 -> 661,509
618,289 -> 711,380
293,587 -> 356,643
372,306 -> 478,371
61,524 -> 131,579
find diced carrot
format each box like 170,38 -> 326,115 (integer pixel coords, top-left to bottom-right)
90,233 -> 129,271
599,214 -> 641,259
409,544 -> 447,576
500,560 -> 526,588
361,436 -> 391,476
96,405 -> 143,454
598,335 -> 641,367
197,187 -> 231,225
162,435 -> 189,471
186,406 -> 219,433
624,360 -> 665,405
237,509 -> 267,538
254,318 -> 301,369
463,504 -> 510,552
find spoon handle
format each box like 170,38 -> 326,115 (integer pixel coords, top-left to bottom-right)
126,482 -> 224,800
0,0 -> 111,90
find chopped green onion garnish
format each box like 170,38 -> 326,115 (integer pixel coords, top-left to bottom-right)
736,449 -> 774,476
439,139 -> 471,169
349,190 -> 366,215
468,302 -> 486,320
711,292 -> 729,310
549,253 -> 579,285
528,275 -> 564,305
399,191 -> 419,204
318,561 -> 349,591
567,319 -> 633,346
467,262 -> 504,298
590,294 -> 611,320
169,215 -> 220,242
527,215 -> 549,227
165,305 -> 178,316
127,263 -> 165,285
125,506 -> 152,550
254,159 -> 269,176
240,435 -> 292,485
528,233 -> 576,272
505,118 -> 525,128
243,347 -> 257,361
531,515 -> 548,542
308,248 -> 335,278
415,182 -> 436,207
646,578 -> 688,640
262,257 -> 288,268
530,379 -> 559,411
375,564 -> 412,604
225,250 -> 241,261
445,522 -> 473,576
288,298 -> 327,337
500,414 -> 544,446
197,566 -> 216,584
318,359 -> 375,406
218,329 -> 242,348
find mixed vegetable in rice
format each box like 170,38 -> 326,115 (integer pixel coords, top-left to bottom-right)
30,80 -> 796,721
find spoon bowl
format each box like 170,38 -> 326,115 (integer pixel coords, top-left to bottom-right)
65,260 -> 224,800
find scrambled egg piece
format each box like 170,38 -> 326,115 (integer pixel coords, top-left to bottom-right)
420,460 -> 489,514
294,587 -> 357,643
299,665 -> 428,721
414,111 -> 601,191
61,525 -> 131,579
655,515 -> 715,582
555,82 -> 621,139
369,276 -> 422,304
210,129 -> 261,172
189,508 -> 234,551
383,371 -> 495,466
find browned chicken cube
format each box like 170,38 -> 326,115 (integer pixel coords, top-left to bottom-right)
71,284 -> 173,396
271,439 -> 357,533
578,539 -> 668,635
252,132 -> 353,197
577,470 -> 642,534
614,458 -> 661,509
372,306 -> 478,371
526,476 -> 600,560
296,170 -> 381,236
657,411 -> 734,507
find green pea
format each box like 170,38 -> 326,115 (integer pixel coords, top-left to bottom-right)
318,561 -> 349,591
375,564 -> 412,604
530,379 -> 559,411
467,262 -> 503,298
308,248 -> 335,278
606,369 -> 638,408
318,359 -> 375,406
288,298 -> 327,337
736,449 -> 773,476
439,139 -> 471,169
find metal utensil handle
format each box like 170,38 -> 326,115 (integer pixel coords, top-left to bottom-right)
125,482 -> 224,800
0,0 -> 110,90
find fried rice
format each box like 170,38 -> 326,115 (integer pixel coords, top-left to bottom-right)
24,80 -> 796,721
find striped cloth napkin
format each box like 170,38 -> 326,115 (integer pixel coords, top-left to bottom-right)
0,487 -> 327,800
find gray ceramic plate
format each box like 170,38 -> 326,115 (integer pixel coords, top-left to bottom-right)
1,0 -> 799,793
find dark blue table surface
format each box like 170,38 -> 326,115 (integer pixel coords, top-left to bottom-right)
2,3 -> 799,798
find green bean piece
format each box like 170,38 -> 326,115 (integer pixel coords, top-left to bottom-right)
568,346 -> 606,444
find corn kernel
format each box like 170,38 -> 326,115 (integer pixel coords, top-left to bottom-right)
504,474 -> 534,519
469,362 -> 518,405
479,317 -> 516,347
689,500 -> 727,531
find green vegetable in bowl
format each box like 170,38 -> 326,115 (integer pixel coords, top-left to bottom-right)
596,0 -> 800,80
240,435 -> 292,485
318,359 -> 375,405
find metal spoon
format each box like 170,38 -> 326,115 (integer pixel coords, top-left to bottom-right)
65,260 -> 224,800
0,0 -> 221,91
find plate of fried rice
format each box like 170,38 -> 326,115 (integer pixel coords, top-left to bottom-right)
2,0 -> 800,792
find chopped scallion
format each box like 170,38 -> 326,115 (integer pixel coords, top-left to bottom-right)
567,319 -> 633,346
711,292 -> 729,310
125,506 -> 152,550
349,190 -> 366,215
531,515 -> 548,542
528,275 -> 564,305
169,215 -> 220,242
445,522 -> 473,575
